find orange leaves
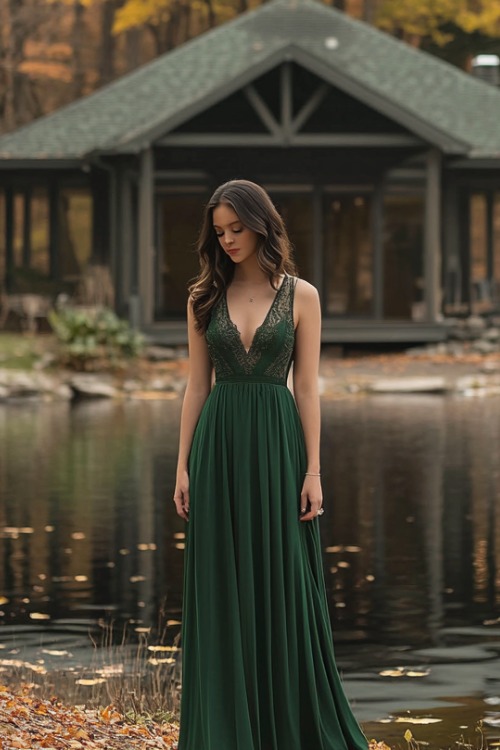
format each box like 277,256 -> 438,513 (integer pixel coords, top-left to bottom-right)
0,685 -> 179,749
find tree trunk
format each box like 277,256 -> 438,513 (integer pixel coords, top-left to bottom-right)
72,0 -> 86,98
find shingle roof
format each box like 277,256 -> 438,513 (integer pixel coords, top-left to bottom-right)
1,0 -> 500,160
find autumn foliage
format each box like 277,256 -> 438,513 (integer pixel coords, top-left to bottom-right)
1,0 -> 500,136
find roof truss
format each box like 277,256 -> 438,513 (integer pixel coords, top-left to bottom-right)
158,62 -> 422,149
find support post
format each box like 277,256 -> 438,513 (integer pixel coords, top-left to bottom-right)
372,179 -> 384,320
138,148 -> 155,327
22,187 -> 32,269
424,149 -> 442,322
49,181 -> 59,281
5,187 -> 14,291
312,186 -> 323,303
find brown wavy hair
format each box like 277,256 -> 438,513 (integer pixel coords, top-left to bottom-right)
189,179 -> 298,332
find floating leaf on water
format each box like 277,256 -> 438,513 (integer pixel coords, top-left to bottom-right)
44,525 -> 55,532
404,729 -> 413,742
345,546 -> 362,553
41,650 -> 71,657
148,645 -> 179,652
484,716 -> 500,727
167,620 -> 181,627
396,717 -> 442,725
0,597 -> 8,605
329,567 -> 338,574
485,697 -> 500,705
135,627 -> 151,633
71,532 -> 86,540
130,575 -> 146,583
173,533 -> 185,540
337,561 -> 350,569
175,543 -> 185,550
119,548 -> 130,555
366,575 -> 375,582
101,666 -> 123,678
324,545 -> 343,553
74,575 -> 88,582
137,542 -> 157,550
75,678 -> 106,686
30,612 -> 50,621
380,669 -> 405,677
148,657 -> 176,665
406,670 -> 430,678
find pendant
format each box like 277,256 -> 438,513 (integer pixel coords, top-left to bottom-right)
249,297 -> 254,303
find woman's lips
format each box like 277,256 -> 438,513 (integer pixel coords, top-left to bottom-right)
227,248 -> 240,254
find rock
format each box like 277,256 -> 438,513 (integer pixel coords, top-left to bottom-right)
466,315 -> 487,331
146,377 -> 176,392
481,361 -> 500,373
405,346 -> 430,357
455,375 -> 488,391
484,328 -> 500,341
0,385 -> 9,400
122,379 -> 143,393
369,377 -> 448,394
146,346 -> 178,361
70,375 -> 119,399
472,340 -> 498,354
52,384 -> 73,400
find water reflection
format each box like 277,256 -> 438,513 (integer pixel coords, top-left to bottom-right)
1,395 -> 500,655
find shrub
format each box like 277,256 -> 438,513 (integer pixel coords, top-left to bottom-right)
48,305 -> 144,370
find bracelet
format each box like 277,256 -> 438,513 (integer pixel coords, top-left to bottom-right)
305,472 -> 321,476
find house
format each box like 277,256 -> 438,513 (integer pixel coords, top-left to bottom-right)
1,0 -> 500,343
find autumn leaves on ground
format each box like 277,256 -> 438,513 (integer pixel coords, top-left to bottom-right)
0,685 -> 391,750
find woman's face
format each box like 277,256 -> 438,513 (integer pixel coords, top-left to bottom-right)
212,203 -> 260,265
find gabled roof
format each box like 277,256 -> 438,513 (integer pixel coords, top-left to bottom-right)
1,0 -> 500,161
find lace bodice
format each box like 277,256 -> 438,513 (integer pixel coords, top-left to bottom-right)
206,275 -> 297,383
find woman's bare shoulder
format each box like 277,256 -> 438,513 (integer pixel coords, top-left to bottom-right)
293,277 -> 320,302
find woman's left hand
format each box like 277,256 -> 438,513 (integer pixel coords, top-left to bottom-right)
299,475 -> 323,522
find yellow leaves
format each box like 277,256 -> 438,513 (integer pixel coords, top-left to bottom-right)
376,0 -> 500,45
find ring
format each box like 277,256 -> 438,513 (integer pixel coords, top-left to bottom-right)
317,508 -> 324,516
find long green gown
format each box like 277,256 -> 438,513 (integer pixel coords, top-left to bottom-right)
178,275 -> 368,750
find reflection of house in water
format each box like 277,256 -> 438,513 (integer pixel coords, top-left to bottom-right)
2,0 -> 500,342
321,397 -> 500,648
0,401 -> 185,626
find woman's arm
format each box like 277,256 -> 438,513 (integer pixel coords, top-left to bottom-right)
173,299 -> 213,521
292,280 -> 323,522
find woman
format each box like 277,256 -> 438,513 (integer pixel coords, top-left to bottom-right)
173,179 -> 367,750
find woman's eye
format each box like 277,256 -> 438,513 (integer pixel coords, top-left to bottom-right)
233,228 -> 242,234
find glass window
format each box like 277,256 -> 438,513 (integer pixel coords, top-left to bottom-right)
59,188 -> 93,281
383,192 -> 424,320
155,192 -> 206,320
324,193 -> 373,316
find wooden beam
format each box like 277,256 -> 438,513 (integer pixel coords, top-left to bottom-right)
290,134 -> 421,147
138,148 -> 154,327
158,134 -> 283,146
244,85 -> 282,137
158,133 -> 421,147
424,149 -> 442,322
291,84 -> 329,134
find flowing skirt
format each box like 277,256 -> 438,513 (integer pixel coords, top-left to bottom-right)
178,381 -> 367,750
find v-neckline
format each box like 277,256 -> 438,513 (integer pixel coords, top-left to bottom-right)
224,275 -> 287,356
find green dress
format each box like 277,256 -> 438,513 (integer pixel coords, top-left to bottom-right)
179,275 -> 367,750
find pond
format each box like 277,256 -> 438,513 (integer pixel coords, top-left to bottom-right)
1,393 -> 500,742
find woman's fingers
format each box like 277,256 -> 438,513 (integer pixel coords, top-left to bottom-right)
299,491 -> 323,522
173,489 -> 189,522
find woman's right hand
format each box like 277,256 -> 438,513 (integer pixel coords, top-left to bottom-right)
173,470 -> 190,521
